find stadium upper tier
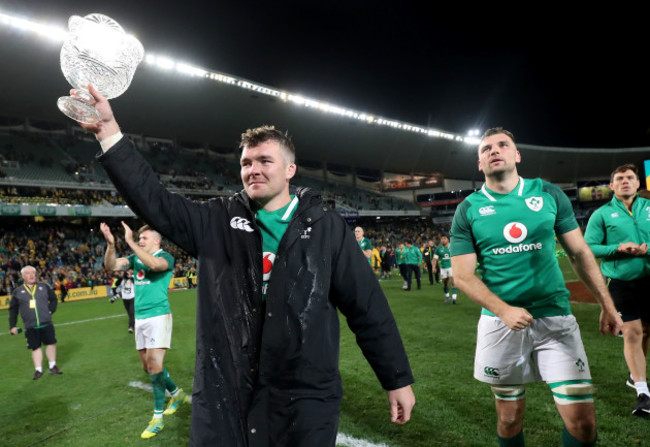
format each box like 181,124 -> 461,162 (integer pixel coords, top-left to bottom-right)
0,128 -> 417,212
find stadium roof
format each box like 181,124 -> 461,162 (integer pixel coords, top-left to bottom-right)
1,17 -> 648,185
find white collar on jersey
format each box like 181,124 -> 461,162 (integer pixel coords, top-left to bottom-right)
281,196 -> 299,221
481,177 -> 524,202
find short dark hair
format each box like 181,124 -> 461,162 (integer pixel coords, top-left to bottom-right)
610,163 -> 639,183
480,127 -> 516,144
239,125 -> 295,163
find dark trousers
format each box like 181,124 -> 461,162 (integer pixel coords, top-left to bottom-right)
406,264 -> 421,290
398,264 -> 407,281
122,298 -> 135,330
424,260 -> 433,284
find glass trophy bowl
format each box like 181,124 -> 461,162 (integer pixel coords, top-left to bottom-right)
57,13 -> 144,124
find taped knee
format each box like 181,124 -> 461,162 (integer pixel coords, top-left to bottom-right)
491,385 -> 526,401
550,380 -> 594,405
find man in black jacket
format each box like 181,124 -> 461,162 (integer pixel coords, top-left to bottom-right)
78,84 -> 415,447
9,265 -> 63,379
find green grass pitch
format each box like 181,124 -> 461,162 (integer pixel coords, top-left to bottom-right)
1,273 -> 649,446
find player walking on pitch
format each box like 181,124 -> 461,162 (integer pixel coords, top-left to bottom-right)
101,221 -> 188,439
450,127 -> 623,446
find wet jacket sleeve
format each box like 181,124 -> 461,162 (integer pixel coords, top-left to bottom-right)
97,136 -> 205,257
330,216 -> 414,391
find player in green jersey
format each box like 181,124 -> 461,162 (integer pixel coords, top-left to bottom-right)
433,236 -> 457,303
355,226 -> 373,265
585,163 -> 650,416
450,127 -> 623,447
101,222 -> 188,439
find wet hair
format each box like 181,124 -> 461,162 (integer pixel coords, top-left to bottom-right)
480,127 -> 516,144
239,125 -> 296,163
610,163 -> 639,183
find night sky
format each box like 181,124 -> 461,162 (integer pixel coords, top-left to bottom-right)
4,1 -> 650,149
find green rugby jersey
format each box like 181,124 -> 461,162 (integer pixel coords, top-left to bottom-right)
128,250 -> 175,319
434,245 -> 452,269
256,195 -> 298,299
450,177 -> 578,318
358,237 -> 373,264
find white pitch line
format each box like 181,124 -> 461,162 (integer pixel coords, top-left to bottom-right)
336,433 -> 391,447
129,382 -> 389,447
0,313 -> 125,336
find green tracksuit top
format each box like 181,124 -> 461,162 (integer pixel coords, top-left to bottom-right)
584,194 -> 650,281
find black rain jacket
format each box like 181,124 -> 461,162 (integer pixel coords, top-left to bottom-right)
99,136 -> 414,446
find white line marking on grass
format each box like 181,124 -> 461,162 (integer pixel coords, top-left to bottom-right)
0,314 -> 124,336
128,382 -> 386,446
336,433 -> 391,447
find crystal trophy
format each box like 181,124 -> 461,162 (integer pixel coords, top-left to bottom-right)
57,13 -> 144,124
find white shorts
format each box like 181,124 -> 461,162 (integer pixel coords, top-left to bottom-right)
135,314 -> 172,350
474,314 -> 591,384
440,267 -> 453,279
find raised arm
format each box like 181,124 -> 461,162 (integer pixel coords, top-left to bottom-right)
100,222 -> 130,271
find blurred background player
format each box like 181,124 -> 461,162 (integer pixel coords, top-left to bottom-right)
355,226 -> 373,265
395,242 -> 408,289
403,239 -> 422,291
422,239 -> 436,285
119,269 -> 136,333
584,163 -> 650,416
101,221 -> 187,439
380,245 -> 392,280
433,236 -> 458,303
8,265 -> 63,379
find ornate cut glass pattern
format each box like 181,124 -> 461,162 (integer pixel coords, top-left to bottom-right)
57,14 -> 144,124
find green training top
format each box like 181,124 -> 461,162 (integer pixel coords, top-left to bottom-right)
584,194 -> 650,281
450,177 -> 578,318
128,249 -> 175,319
404,245 -> 422,264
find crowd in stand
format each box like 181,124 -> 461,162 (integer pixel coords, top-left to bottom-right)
0,185 -> 126,206
0,220 -> 198,297
0,217 -> 449,298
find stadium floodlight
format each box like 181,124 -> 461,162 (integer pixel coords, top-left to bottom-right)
1,8 -> 471,148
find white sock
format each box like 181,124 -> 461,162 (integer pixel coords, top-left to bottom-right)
49,361 -> 56,369
635,381 -> 650,397
35,366 -> 43,372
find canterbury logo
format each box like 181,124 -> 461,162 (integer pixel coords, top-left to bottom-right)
484,367 -> 500,377
230,217 -> 254,232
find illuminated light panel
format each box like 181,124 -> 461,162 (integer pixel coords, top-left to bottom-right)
1,10 -> 471,145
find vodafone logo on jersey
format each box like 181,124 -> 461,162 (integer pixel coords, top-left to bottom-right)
136,269 -> 145,280
263,252 -> 276,281
492,222 -> 542,255
503,222 -> 527,243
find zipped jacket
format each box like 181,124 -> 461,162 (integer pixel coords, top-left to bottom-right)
99,137 -> 414,447
9,282 -> 57,329
585,194 -> 650,281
